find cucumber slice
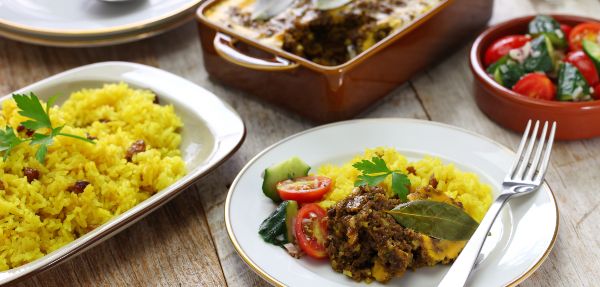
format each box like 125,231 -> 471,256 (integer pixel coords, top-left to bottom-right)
493,68 -> 505,86
490,55 -> 525,88
523,35 -> 555,73
262,157 -> 310,202
528,15 -> 567,48
284,201 -> 298,243
557,62 -> 592,101
258,200 -> 298,246
583,39 -> 600,76
487,54 -> 509,75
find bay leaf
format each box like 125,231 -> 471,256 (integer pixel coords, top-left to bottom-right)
252,0 -> 294,20
312,0 -> 353,10
388,200 -> 479,241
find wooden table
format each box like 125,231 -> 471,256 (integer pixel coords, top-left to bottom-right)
2,0 -> 599,286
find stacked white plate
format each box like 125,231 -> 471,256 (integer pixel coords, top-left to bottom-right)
0,0 -> 203,47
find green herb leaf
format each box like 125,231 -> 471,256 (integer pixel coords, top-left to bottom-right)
388,200 -> 479,241
352,156 -> 391,175
391,172 -> 411,201
46,94 -> 59,114
355,173 -> 389,187
0,127 -> 25,161
9,93 -> 95,164
353,156 -> 412,201
30,133 -> 53,164
35,143 -> 48,164
13,93 -> 52,130
58,132 -> 95,144
353,156 -> 392,188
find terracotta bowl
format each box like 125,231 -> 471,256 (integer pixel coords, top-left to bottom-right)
470,14 -> 600,140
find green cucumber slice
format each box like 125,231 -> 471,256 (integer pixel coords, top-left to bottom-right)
583,39 -> 600,77
258,200 -> 298,246
487,54 -> 509,75
528,15 -> 567,48
557,62 -> 592,101
523,35 -> 555,73
489,55 -> 525,88
262,157 -> 310,202
284,201 -> 298,243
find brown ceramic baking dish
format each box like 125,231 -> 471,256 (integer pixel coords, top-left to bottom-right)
471,14 -> 600,140
196,0 -> 494,123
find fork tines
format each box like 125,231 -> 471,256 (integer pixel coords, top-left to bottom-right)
507,120 -> 556,184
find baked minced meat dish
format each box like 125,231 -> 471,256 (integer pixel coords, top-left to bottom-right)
206,0 -> 443,66
326,185 -> 467,283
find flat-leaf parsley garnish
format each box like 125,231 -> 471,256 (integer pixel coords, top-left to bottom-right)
0,126 -> 25,161
0,93 -> 95,164
353,156 -> 411,201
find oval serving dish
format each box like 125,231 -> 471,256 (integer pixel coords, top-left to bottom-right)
0,62 -> 245,285
471,14 -> 600,140
196,0 -> 494,123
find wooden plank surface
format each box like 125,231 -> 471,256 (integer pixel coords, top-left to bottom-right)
1,0 -> 599,286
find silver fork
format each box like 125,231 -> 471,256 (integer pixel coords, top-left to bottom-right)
438,120 -> 556,287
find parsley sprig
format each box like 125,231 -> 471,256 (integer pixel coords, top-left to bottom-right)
353,156 -> 411,201
0,127 -> 25,160
0,93 -> 94,164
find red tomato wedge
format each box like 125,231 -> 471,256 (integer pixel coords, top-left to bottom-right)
512,73 -> 556,101
295,203 -> 328,259
276,176 -> 332,203
561,24 -> 573,40
569,22 -> 600,51
565,50 -> 599,85
594,83 -> 600,99
484,35 -> 530,67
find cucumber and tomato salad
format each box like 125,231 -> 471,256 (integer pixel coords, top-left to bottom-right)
259,157 -> 332,259
485,15 -> 600,101
262,156 -> 332,203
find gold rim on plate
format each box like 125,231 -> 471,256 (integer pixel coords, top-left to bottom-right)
224,118 -> 559,287
0,13 -> 194,47
0,0 -> 202,37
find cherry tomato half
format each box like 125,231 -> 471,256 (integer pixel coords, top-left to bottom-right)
276,176 -> 332,203
594,83 -> 600,99
295,203 -> 328,259
565,50 -> 599,85
512,73 -> 556,101
484,35 -> 530,67
560,24 -> 573,41
569,22 -> 600,51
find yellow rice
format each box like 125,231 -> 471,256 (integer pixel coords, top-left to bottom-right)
0,83 -> 186,270
317,147 -> 493,222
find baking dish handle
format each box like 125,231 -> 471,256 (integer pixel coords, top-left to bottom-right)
213,32 -> 299,71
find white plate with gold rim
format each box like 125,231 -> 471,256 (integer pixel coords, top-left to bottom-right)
0,61 -> 245,285
225,119 -> 558,287
0,12 -> 194,47
0,0 -> 201,37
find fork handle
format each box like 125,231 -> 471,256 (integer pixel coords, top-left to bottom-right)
437,192 -> 511,287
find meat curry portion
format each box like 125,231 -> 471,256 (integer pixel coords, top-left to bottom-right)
206,0 -> 442,66
326,186 -> 467,283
